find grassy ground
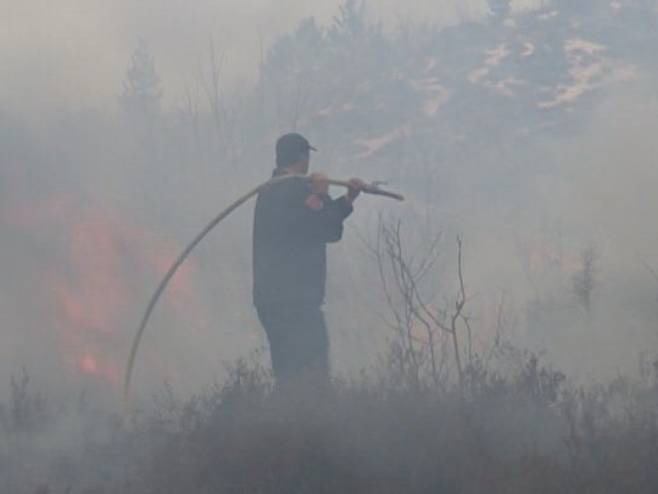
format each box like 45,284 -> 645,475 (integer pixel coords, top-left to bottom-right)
2,353 -> 658,494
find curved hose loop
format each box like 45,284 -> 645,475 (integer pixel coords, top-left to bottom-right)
122,174 -> 403,413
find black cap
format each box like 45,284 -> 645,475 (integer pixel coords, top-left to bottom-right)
275,133 -> 317,168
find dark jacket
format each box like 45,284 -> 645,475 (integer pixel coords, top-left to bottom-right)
252,172 -> 353,308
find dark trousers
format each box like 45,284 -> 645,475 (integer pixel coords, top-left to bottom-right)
256,304 -> 329,382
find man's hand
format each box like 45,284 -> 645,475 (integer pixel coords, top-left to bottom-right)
346,178 -> 366,204
309,172 -> 329,195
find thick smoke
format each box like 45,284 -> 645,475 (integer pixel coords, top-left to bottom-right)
3,0 -> 658,399
1,1 -> 545,114
2,0 -> 658,402
2,2 -> 658,493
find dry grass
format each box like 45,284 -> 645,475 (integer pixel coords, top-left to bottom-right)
2,353 -> 657,494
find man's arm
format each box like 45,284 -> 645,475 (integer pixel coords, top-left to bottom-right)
280,174 -> 362,244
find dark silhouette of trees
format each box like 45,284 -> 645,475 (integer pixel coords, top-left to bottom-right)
330,0 -> 367,41
573,246 -> 599,314
120,38 -> 162,120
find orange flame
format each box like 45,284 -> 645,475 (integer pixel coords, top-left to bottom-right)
7,194 -> 204,389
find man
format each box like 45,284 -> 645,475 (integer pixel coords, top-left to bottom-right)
253,133 -> 363,383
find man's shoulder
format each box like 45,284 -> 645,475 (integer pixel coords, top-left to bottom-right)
261,175 -> 309,202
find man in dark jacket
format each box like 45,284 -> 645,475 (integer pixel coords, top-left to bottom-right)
253,133 -> 363,382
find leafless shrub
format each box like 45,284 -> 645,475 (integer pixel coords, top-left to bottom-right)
367,219 -> 446,388
370,220 -> 475,391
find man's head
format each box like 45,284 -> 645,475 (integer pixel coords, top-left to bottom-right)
276,133 -> 317,174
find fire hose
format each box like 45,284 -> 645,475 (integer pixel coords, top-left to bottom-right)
123,174 -> 404,410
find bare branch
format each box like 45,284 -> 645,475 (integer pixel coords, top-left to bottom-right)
450,236 -> 465,387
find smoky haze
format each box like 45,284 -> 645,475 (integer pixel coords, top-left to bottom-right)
4,2 -> 658,493
2,0 -> 658,404
1,0 -> 541,113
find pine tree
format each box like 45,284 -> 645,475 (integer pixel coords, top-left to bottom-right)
120,38 -> 162,119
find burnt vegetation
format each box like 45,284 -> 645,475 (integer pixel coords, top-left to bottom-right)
2,351 -> 658,493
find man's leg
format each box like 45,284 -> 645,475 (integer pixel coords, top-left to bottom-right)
296,305 -> 329,378
256,305 -> 297,380
256,305 -> 329,382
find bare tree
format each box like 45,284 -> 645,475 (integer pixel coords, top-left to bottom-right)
369,220 -> 471,389
177,84 -> 201,149
195,38 -> 244,164
202,37 -> 226,139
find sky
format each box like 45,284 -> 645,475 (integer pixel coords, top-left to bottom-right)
1,0 -> 538,114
